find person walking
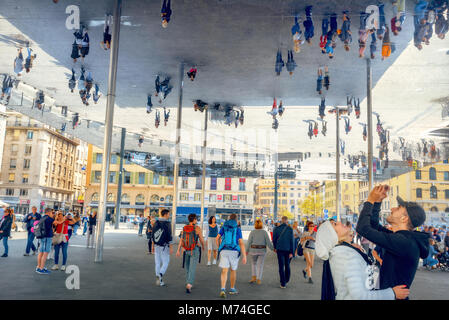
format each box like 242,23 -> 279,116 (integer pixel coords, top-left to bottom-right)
187,68 -> 197,81
292,221 -> 301,257
68,68 -> 76,93
24,47 -> 37,73
176,214 -> 205,293
14,48 -> 24,76
146,217 -> 154,254
93,83 -> 101,104
381,26 -> 392,60
286,50 -> 297,75
36,208 -> 55,274
303,5 -> 314,44
71,40 -> 80,63
216,214 -> 247,298
86,211 -> 97,248
137,213 -> 145,236
80,31 -> 90,62
24,206 -> 41,256
101,14 -> 112,50
153,209 -> 173,286
72,212 -> 81,236
207,216 -> 219,265
301,221 -> 316,284
316,220 -> 410,300
291,14 -> 304,52
275,49 -> 284,76
246,220 -> 273,284
273,216 -> 295,288
161,0 -> 172,28
339,11 -> 352,51
82,214 -> 88,235
0,208 -> 13,257
356,186 -> 430,297
316,67 -> 323,94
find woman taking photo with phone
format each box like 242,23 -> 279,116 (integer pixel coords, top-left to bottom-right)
301,221 -> 316,284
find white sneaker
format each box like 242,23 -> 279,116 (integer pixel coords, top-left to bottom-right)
207,261 -> 211,266
60,265 -> 66,271
51,265 -> 59,270
213,259 -> 217,265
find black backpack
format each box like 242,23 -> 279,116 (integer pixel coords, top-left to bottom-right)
34,216 -> 48,239
152,220 -> 170,246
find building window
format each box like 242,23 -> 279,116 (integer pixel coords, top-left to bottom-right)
225,178 -> 232,191
124,172 -> 131,184
429,167 -> 437,180
26,131 -> 33,140
109,172 -> 116,184
22,174 -> 29,183
194,193 -> 201,201
209,194 -> 216,202
165,195 -> 173,203
138,172 -> 145,184
180,193 -> 189,201
11,144 -> 18,155
415,170 -> 421,180
23,159 -> 30,169
224,194 -> 232,203
25,145 -> 32,155
6,189 -> 14,196
445,190 -> 449,200
153,174 -> 159,185
121,193 -> 130,204
444,171 -> 449,181
136,194 -> 145,205
239,178 -> 246,191
210,177 -> 217,190
20,189 -> 28,196
430,186 -> 438,199
9,159 -> 16,169
94,171 -> 102,183
111,155 -> 117,164
182,177 -> 189,189
150,194 -> 160,203
416,188 -> 422,198
196,177 -> 202,190
96,153 -> 103,164
239,195 -> 247,203
8,173 -> 15,183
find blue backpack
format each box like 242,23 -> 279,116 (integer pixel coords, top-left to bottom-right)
218,220 -> 240,253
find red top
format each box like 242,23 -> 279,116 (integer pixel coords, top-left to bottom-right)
313,129 -> 318,136
56,220 -> 70,241
319,35 -> 327,48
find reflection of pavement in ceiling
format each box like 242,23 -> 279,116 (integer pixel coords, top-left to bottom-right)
1,0 -> 449,175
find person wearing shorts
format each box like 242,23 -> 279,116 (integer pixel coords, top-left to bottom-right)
207,216 -> 218,265
36,208 -> 55,275
301,221 -> 316,284
216,214 -> 247,298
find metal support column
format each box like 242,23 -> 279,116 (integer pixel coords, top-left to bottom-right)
199,107 -> 208,233
114,127 -> 126,229
171,62 -> 185,236
366,58 -> 374,190
336,108 -> 341,222
95,0 -> 122,263
273,154 -> 278,221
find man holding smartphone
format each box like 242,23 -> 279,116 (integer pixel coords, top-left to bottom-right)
356,185 -> 429,297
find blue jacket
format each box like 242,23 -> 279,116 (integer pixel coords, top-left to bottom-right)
272,223 -> 294,254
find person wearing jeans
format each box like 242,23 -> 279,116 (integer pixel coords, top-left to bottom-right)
272,216 -> 294,288
137,214 -> 145,236
176,214 -> 205,293
246,220 -> 273,284
24,206 -> 41,256
0,209 -> 13,257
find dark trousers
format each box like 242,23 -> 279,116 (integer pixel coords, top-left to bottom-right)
276,250 -> 291,286
148,238 -> 153,253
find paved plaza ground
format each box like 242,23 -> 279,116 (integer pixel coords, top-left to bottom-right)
1,228 -> 448,300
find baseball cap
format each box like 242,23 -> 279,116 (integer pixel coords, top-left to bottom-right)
397,196 -> 426,228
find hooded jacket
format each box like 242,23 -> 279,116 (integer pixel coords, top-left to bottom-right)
356,202 -> 429,291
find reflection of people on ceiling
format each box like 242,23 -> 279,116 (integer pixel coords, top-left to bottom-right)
239,109 -> 244,125
275,49 -> 284,75
344,118 -> 351,135
303,5 -> 314,44
93,83 -> 101,104
323,66 -> 330,90
155,75 -> 161,97
291,14 -> 304,53
316,67 -> 323,95
354,97 -> 361,119
147,94 -> 153,113
101,14 -> 112,50
187,67 -> 197,81
321,120 -> 327,136
340,139 -> 345,155
138,135 -> 144,147
339,10 -> 352,51
319,97 -> 326,119
286,50 -> 297,75
161,0 -> 172,28
194,100 -> 208,112
308,121 -> 313,139
164,107 -> 170,126
234,110 -> 240,128
313,121 -> 319,137
267,98 -> 278,118
155,110 -> 160,128
278,100 -> 285,116
272,117 -> 279,130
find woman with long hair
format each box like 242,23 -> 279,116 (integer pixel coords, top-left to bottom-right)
301,221 -> 316,284
207,216 -> 218,265
292,221 -> 301,258
246,219 -> 273,284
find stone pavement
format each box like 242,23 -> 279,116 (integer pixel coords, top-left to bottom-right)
0,229 -> 448,300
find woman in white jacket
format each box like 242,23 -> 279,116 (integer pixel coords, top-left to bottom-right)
315,220 -> 409,300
